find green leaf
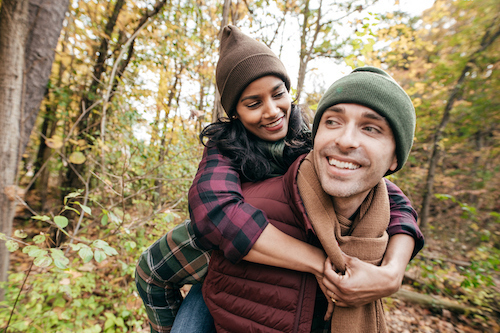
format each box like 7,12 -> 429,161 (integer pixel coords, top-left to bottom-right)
92,240 -> 108,249
124,241 -> 136,252
69,243 -> 83,251
79,246 -> 94,263
102,245 -> 118,256
101,213 -> 108,226
22,245 -> 37,253
108,211 -> 120,224
23,245 -> 47,258
68,151 -> 86,164
76,202 -> 92,215
34,255 -> 53,268
104,313 -> 116,330
6,240 -> 19,252
63,206 -> 80,214
14,230 -> 28,238
94,249 -> 107,263
33,234 -> 46,244
53,254 -> 70,269
32,215 -> 51,222
54,216 -> 69,229
50,248 -> 66,259
0,233 -> 7,241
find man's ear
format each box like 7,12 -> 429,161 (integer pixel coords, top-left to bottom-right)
389,155 -> 398,172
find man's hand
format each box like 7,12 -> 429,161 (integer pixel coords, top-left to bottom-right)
322,253 -> 401,308
323,234 -> 414,308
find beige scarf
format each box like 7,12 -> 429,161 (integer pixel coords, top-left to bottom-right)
297,152 -> 389,333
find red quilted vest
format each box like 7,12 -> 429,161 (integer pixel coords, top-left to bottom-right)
202,156 -> 319,333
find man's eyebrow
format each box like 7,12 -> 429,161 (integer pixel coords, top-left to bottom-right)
326,105 -> 345,113
362,111 -> 387,123
240,82 -> 284,102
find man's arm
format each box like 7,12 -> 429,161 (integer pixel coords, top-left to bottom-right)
322,234 -> 414,308
135,220 -> 211,333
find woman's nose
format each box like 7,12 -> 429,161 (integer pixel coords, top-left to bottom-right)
263,101 -> 280,118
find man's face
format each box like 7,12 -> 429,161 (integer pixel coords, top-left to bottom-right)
313,103 -> 398,207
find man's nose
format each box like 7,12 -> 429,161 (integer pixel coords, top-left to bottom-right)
334,125 -> 360,151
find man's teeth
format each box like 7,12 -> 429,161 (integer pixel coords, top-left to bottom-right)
264,117 -> 282,127
328,158 -> 360,170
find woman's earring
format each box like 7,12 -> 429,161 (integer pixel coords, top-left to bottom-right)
231,115 -> 237,120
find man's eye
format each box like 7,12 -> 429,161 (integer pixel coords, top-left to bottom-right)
364,126 -> 381,133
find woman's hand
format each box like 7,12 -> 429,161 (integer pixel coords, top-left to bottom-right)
314,271 -> 335,321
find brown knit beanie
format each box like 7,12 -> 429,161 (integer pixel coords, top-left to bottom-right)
216,25 -> 291,116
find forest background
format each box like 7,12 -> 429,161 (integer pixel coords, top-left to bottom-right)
0,0 -> 499,332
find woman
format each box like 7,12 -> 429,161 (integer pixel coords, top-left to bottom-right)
136,25 -> 424,333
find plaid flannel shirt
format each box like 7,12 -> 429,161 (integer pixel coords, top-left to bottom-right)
136,146 -> 424,333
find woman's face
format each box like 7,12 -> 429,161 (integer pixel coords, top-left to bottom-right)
235,75 -> 292,142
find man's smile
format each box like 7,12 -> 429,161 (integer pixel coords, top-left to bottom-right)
328,157 -> 361,170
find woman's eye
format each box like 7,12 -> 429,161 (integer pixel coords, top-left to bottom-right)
273,91 -> 285,98
247,101 -> 260,108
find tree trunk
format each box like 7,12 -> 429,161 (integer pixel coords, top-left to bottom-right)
419,23 -> 500,229
392,289 -> 483,315
62,0 -> 126,194
212,0 -> 231,122
0,0 -> 68,300
0,0 -> 30,301
22,0 -> 69,151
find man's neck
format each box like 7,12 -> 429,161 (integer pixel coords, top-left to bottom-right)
331,192 -> 369,218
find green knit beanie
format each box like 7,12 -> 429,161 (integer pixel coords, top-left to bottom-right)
312,66 -> 416,174
216,25 -> 291,117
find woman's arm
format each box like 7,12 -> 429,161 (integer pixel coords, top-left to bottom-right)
189,145 -> 270,264
243,223 -> 326,276
385,178 -> 424,258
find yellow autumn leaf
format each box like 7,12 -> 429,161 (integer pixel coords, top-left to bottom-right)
46,135 -> 63,149
68,152 -> 86,164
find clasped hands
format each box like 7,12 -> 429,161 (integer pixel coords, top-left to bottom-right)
315,252 -> 402,321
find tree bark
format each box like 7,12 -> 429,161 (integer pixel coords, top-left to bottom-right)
0,0 -> 68,300
419,23 -> 500,229
22,0 -> 69,151
63,0 -> 127,193
0,0 -> 30,302
212,0 -> 231,122
392,289 -> 482,316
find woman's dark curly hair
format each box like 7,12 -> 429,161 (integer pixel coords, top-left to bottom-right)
200,104 -> 312,182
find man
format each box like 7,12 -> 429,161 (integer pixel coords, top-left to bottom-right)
136,66 -> 424,333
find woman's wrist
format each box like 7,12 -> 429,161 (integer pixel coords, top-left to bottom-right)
308,247 -> 327,277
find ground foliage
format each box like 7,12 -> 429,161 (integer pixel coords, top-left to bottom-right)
1,0 -> 499,332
